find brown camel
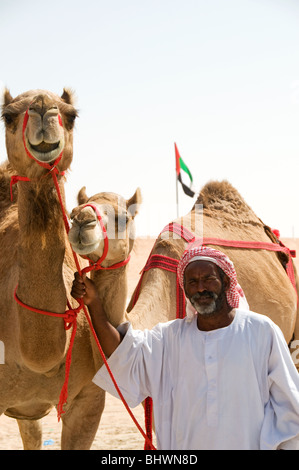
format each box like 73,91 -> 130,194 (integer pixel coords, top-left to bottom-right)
68,185 -> 142,328
67,179 -> 299,449
126,180 -> 299,364
0,88 -> 119,450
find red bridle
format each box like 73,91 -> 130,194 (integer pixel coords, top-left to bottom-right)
78,203 -> 131,275
10,108 -> 65,198
10,108 -> 155,449
22,107 -> 64,170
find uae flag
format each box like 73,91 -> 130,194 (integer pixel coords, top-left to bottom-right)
175,143 -> 195,197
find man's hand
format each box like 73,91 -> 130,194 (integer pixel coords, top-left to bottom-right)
71,272 -> 99,306
71,272 -> 122,357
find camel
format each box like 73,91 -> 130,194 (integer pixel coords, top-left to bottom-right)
68,185 -> 142,329
0,88 -> 139,450
68,179 -> 299,360
126,180 -> 299,361
66,179 -> 299,449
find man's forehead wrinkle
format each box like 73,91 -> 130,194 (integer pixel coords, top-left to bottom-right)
185,260 -> 219,275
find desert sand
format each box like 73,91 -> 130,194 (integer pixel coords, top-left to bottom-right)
0,236 -> 298,450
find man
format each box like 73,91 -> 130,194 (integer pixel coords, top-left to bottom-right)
71,245 -> 299,450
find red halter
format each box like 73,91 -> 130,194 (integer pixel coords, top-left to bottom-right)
78,203 -> 131,275
10,108 -> 154,448
10,108 -> 65,199
22,107 -> 64,170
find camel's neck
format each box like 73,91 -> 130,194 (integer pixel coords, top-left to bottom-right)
126,267 -> 178,329
16,178 -> 68,373
91,267 -> 128,327
126,236 -> 187,330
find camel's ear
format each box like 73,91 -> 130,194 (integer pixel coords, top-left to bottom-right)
3,89 -> 13,107
127,187 -> 142,218
77,186 -> 89,205
61,88 -> 75,105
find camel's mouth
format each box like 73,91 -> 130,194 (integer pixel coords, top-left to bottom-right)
30,141 -> 60,153
72,240 -> 101,256
26,137 -> 65,163
68,218 -> 103,256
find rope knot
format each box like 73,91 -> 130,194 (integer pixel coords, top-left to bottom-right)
49,165 -> 65,177
63,300 -> 84,330
63,311 -> 77,330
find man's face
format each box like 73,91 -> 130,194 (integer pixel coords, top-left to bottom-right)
184,260 -> 229,316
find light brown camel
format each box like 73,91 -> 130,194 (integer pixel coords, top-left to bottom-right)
66,179 -> 299,449
68,185 -> 142,329
0,88 -> 123,450
126,180 -> 299,364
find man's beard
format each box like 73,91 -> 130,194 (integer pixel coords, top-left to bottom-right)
190,289 -> 226,316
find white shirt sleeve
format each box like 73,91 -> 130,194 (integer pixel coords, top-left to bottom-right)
260,322 -> 299,450
92,321 -> 168,408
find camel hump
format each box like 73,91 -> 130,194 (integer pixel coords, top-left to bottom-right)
195,180 -> 245,208
194,180 -> 261,225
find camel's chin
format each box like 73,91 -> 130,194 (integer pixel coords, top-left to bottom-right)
71,241 -> 101,257
26,138 -> 64,163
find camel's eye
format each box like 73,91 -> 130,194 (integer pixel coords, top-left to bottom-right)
63,111 -> 77,130
2,111 -> 19,133
2,112 -> 15,126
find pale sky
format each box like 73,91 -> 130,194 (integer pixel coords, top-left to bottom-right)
0,0 -> 299,237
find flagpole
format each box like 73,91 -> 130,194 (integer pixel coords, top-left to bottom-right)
175,143 -> 179,218
176,168 -> 179,218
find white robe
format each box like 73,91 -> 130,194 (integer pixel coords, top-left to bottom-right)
93,309 -> 299,450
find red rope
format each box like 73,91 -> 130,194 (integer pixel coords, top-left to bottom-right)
10,175 -> 31,200
47,181 -> 151,442
82,255 -> 131,275
45,173 -> 153,438
80,296 -> 156,449
160,222 -> 196,243
12,172 -> 156,448
202,236 -> 297,295
12,111 -> 156,447
132,225 -> 195,449
80,204 -> 109,266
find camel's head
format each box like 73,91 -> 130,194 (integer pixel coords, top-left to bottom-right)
1,88 -> 78,178
68,187 -> 142,267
